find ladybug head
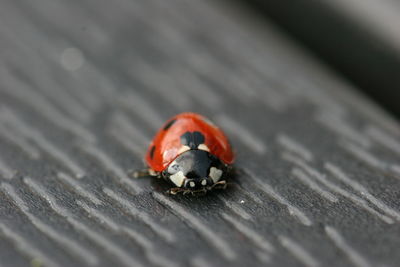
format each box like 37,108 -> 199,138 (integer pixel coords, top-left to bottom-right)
163,150 -> 226,189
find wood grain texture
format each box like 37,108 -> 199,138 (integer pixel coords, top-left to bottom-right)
0,0 -> 399,266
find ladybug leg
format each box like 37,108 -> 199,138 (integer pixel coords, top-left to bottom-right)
191,188 -> 207,196
183,190 -> 193,195
167,187 -> 187,195
133,168 -> 159,178
168,187 -> 205,195
210,180 -> 227,190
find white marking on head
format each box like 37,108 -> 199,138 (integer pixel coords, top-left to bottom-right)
198,144 -> 210,152
189,181 -> 196,188
209,167 -> 223,183
169,171 -> 186,187
178,145 -> 190,155
201,179 -> 207,186
167,160 -> 180,174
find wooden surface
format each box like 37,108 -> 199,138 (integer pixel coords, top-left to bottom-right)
0,0 -> 400,266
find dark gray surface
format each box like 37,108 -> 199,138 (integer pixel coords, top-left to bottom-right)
0,0 -> 400,266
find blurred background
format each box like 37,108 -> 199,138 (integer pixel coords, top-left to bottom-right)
0,0 -> 399,267
242,0 -> 400,118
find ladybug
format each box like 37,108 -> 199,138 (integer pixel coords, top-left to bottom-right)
135,112 -> 234,195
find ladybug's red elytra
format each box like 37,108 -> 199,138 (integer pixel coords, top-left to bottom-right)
136,112 -> 234,195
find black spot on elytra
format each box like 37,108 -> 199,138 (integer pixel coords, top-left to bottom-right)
180,131 -> 205,149
163,119 -> 176,130
193,131 -> 205,145
150,146 -> 156,159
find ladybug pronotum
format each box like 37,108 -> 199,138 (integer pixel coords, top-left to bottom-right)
135,112 -> 235,195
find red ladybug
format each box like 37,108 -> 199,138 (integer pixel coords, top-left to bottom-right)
137,112 -> 234,195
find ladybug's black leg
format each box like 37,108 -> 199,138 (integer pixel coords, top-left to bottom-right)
191,188 -> 207,196
210,180 -> 227,190
132,168 -> 159,178
183,190 -> 192,195
168,187 -> 187,195
168,187 -> 206,195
